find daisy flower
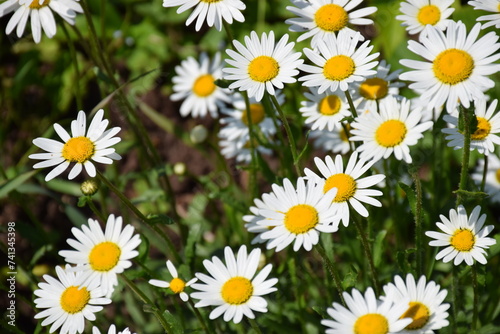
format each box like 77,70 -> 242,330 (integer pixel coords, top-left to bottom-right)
304,152 -> 385,227
243,194 -> 275,246
351,60 -> 404,114
92,325 -> 136,334
162,0 -> 245,31
191,245 -> 278,324
309,125 -> 352,154
425,205 -> 496,265
34,265 -> 111,334
321,287 -> 413,334
219,91 -> 284,141
0,0 -> 82,43
299,30 -> 379,93
285,0 -> 377,48
171,52 -> 230,118
251,177 -> 340,252
350,96 -> 433,163
471,154 -> 500,203
441,99 -> 500,156
299,87 -> 353,132
149,260 -> 198,302
383,274 -> 450,333
219,134 -> 272,164
400,21 -> 500,113
58,214 -> 142,298
28,109 -> 121,182
396,0 -> 455,36
469,0 -> 500,29
222,30 -> 304,102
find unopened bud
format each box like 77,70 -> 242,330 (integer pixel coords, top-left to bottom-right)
80,179 -> 100,196
190,125 -> 208,144
173,162 -> 187,176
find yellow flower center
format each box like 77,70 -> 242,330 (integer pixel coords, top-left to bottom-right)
400,301 -> 430,330
248,56 -> 279,83
314,4 -> 349,32
169,278 -> 186,294
60,286 -> 90,314
375,120 -> 407,147
450,229 -> 475,251
354,313 -> 389,334
324,173 -> 357,202
29,0 -> 50,9
433,49 -> 474,85
323,55 -> 355,81
62,137 -> 95,163
221,277 -> 253,305
193,74 -> 216,97
89,241 -> 121,272
359,78 -> 389,100
283,204 -> 319,234
470,117 -> 491,140
340,124 -> 351,142
319,95 -> 342,115
496,168 -> 500,183
242,104 -> 266,125
417,5 -> 441,25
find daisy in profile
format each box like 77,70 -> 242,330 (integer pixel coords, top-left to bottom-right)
350,96 -> 433,163
223,30 -> 303,102
442,99 -> 500,155
92,325 -> 136,334
243,195 -> 275,246
469,0 -> 500,29
285,0 -> 377,48
309,125 -> 352,154
59,214 -> 142,298
396,0 -> 455,36
29,109 -> 121,182
304,152 -> 385,227
34,265 -> 111,334
425,205 -> 496,265
0,0 -> 82,43
149,260 -> 197,302
321,287 -> 413,334
171,52 -> 230,118
400,21 -> 500,113
471,154 -> 500,203
191,245 -> 278,324
219,91 -> 284,141
383,274 -> 450,333
300,30 -> 379,93
162,0 -> 245,31
299,87 -> 353,132
252,177 -> 340,252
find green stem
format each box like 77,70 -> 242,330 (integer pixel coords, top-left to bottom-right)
187,298 -> 214,334
87,197 -> 106,222
242,91 -> 259,199
409,166 -> 424,276
352,215 -> 380,295
120,275 -> 172,334
344,90 -> 358,119
248,318 -> 263,334
472,264 -> 478,331
456,105 -> 472,207
315,243 -> 345,305
480,155 -> 488,192
222,20 -> 236,47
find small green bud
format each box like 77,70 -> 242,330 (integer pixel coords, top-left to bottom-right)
80,179 -> 100,196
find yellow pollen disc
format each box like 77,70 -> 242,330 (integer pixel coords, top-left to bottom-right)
450,229 -> 475,251
193,74 -> 216,97
354,313 -> 389,334
359,78 -> 389,100
62,137 -> 95,164
319,95 -> 342,116
400,301 -> 431,330
324,173 -> 357,202
284,204 -> 319,234
496,169 -> 500,183
169,278 -> 186,294
60,286 -> 90,314
248,56 -> 279,83
340,124 -> 351,142
375,120 -> 407,147
29,0 -> 50,9
221,276 -> 253,305
89,241 -> 121,272
433,49 -> 474,85
314,4 -> 349,32
417,5 -> 441,25
470,117 -> 491,140
242,104 -> 266,125
323,55 -> 355,81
